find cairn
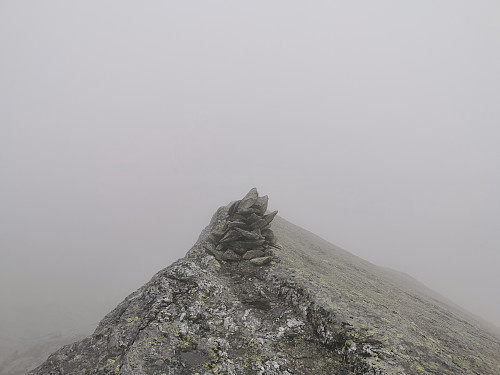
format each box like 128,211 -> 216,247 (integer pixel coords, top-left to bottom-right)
203,188 -> 278,265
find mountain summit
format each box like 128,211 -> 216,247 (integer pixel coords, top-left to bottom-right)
29,189 -> 500,374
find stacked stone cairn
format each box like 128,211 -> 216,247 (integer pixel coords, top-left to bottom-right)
203,188 -> 278,266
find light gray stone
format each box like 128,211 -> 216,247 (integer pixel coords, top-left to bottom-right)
222,249 -> 241,261
238,187 -> 259,210
243,249 -> 265,260
250,256 -> 273,266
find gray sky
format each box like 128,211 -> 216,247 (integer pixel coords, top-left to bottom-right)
1,1 -> 499,344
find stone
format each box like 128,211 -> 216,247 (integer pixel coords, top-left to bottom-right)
230,239 -> 266,249
227,200 -> 241,216
229,247 -> 247,256
203,243 -> 223,260
215,243 -> 227,252
238,187 -> 258,210
219,229 -> 242,243
243,249 -> 265,260
261,210 -> 278,227
262,229 -> 274,241
207,233 -> 221,243
225,220 -> 247,229
203,242 -> 216,252
245,213 -> 261,224
253,195 -> 269,215
232,213 -> 249,221
234,227 -> 262,240
249,218 -> 266,230
212,229 -> 226,238
250,256 -> 273,266
236,207 -> 261,215
222,249 -> 241,261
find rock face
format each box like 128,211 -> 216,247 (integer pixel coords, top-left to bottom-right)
28,190 -> 500,375
203,188 -> 277,265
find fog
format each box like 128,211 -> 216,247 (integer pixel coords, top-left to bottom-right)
1,0 -> 499,350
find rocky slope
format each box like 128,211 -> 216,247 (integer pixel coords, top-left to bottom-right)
28,189 -> 500,374
0,332 -> 86,375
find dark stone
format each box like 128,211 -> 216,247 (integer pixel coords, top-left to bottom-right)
234,227 -> 262,240
242,297 -> 271,311
230,239 -> 266,249
229,247 -> 247,255
203,243 -> 223,260
215,243 -> 227,252
219,229 -> 242,243
207,233 -> 221,243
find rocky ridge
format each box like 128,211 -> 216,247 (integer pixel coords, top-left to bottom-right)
28,189 -> 500,375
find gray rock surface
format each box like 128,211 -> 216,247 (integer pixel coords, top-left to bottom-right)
28,192 -> 500,375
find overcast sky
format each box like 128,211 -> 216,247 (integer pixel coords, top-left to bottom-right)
1,1 -> 499,346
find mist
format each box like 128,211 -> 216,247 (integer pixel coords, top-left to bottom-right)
1,0 -> 499,352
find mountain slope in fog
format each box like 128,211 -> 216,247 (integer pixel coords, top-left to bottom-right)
28,192 -> 500,374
